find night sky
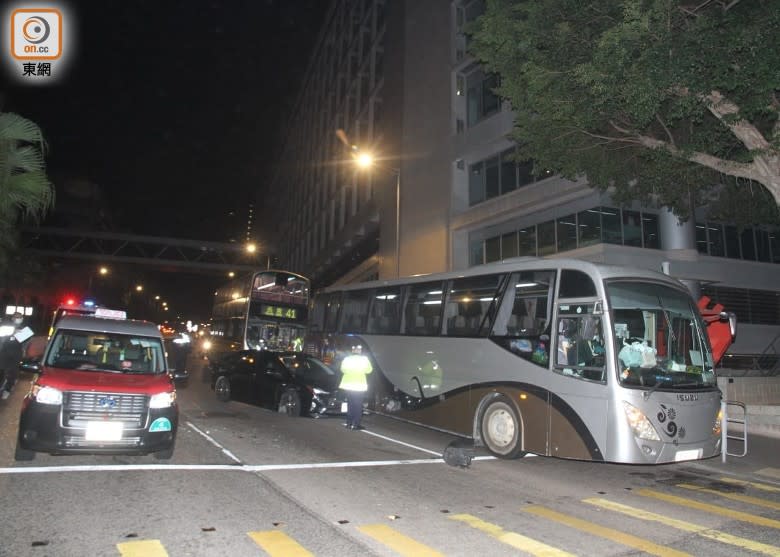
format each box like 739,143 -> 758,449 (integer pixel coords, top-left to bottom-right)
4,0 -> 327,240
2,1 -> 328,320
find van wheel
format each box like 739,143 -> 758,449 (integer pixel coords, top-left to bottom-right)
278,389 -> 301,417
14,441 -> 35,461
479,396 -> 526,459
214,376 -> 231,402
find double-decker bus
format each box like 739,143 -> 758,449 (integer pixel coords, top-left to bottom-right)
205,270 -> 309,357
305,258 -> 735,464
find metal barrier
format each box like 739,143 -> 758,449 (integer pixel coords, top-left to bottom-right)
721,400 -> 748,462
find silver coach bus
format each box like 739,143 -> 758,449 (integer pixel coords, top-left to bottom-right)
305,258 -> 733,464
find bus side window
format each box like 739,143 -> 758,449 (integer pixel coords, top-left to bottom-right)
555,315 -> 605,381
368,287 -> 401,334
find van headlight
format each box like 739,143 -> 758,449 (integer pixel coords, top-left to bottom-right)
622,401 -> 660,441
150,391 -> 176,408
33,385 -> 63,405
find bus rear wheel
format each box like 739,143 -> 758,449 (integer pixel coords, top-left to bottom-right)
480,396 -> 526,459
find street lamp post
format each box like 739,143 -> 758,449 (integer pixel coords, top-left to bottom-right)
354,150 -> 402,279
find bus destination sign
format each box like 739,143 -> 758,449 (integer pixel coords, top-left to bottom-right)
261,305 -> 297,320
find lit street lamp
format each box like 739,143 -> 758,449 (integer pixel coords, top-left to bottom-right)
353,149 -> 401,278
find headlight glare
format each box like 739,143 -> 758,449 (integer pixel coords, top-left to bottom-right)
34,385 -> 63,405
713,408 -> 723,436
623,401 -> 660,441
150,391 -> 176,408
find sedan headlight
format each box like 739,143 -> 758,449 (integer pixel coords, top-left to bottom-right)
150,391 -> 176,408
622,401 -> 661,441
33,385 -> 63,405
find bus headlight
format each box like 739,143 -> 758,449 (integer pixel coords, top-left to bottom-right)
150,391 -> 176,408
33,385 -> 63,405
713,408 -> 723,436
622,401 -> 661,441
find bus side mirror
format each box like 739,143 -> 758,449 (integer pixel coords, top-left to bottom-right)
719,311 -> 737,339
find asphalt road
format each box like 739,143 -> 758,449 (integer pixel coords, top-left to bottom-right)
0,359 -> 778,557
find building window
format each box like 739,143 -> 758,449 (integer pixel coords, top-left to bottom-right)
518,226 -> 536,256
468,149 -> 554,207
698,221 -> 779,263
466,69 -> 500,127
556,214 -> 577,252
537,221 -> 556,256
485,236 -> 500,263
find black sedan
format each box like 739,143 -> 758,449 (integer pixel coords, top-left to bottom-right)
208,351 -> 346,417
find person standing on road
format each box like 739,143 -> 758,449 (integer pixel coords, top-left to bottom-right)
0,312 -> 26,399
339,344 -> 373,430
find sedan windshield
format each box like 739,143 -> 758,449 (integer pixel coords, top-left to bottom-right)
607,281 -> 716,389
45,329 -> 166,374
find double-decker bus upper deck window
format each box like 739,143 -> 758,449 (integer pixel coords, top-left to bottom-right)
404,282 -> 444,336
445,274 -> 504,336
368,287 -> 402,334
341,290 -> 370,333
559,270 -> 597,298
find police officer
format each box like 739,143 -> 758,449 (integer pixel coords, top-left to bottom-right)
339,344 -> 373,430
0,312 -> 25,399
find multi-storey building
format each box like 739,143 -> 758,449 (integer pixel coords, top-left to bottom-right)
264,0 -> 779,376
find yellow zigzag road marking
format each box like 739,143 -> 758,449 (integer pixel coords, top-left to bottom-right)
677,483 -> 780,511
117,540 -> 168,557
449,513 -> 575,556
585,498 -> 780,557
523,505 -> 690,557
358,524 -> 444,557
718,476 -> 780,493
638,489 -> 780,529
248,530 -> 313,557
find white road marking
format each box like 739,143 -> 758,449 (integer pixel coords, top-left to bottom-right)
360,429 -> 446,456
1,422 -> 501,476
0,457 -> 496,475
186,420 -> 242,463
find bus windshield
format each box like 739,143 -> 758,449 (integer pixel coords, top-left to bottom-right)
607,281 -> 716,389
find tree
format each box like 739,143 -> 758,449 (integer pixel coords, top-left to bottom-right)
469,0 -> 780,219
0,112 -> 55,268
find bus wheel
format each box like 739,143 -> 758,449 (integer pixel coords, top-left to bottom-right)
480,396 -> 525,459
214,376 -> 231,402
278,389 -> 301,417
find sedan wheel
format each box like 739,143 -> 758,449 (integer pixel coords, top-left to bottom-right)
278,389 -> 301,417
214,376 -> 231,402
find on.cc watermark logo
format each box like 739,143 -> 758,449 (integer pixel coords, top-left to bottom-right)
11,8 -> 62,60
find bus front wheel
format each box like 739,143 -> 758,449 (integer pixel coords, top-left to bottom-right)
480,396 -> 525,459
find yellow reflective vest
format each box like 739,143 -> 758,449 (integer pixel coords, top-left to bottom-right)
339,354 -> 373,392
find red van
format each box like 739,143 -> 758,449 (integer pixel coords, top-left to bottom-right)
15,311 -> 178,461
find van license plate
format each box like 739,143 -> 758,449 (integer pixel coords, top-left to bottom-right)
86,421 -> 123,441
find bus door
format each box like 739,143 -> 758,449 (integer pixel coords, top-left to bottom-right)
548,269 -> 609,460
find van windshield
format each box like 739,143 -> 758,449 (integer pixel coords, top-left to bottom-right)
46,329 -> 167,374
